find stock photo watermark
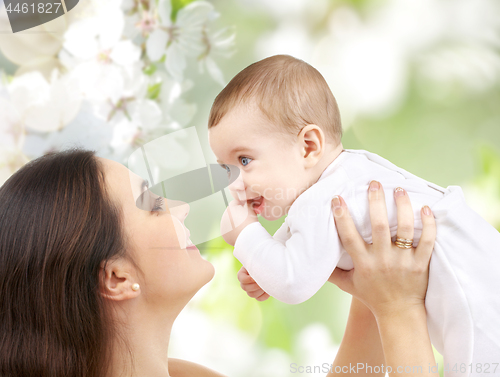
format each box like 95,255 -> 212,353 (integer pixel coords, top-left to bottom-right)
3,0 -> 79,33
290,362 -> 500,374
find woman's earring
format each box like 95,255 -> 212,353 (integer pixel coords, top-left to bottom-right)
131,283 -> 140,291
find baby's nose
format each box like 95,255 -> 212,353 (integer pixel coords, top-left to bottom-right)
228,174 -> 245,191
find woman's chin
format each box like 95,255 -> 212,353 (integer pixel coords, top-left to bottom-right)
199,258 -> 216,284
206,262 -> 215,282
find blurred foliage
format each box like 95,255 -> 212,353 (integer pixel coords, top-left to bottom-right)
472,145 -> 500,230
344,74 -> 500,189
171,0 -> 197,20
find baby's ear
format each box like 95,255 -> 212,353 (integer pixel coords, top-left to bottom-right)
299,124 -> 325,167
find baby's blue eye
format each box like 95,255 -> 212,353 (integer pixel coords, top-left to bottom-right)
240,157 -> 252,166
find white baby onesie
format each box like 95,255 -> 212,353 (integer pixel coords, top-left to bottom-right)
234,149 -> 500,377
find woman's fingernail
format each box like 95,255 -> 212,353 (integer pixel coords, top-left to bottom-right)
394,187 -> 405,197
423,205 -> 431,216
332,195 -> 341,209
369,180 -> 380,191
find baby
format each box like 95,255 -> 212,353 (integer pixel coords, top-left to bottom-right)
207,55 -> 500,376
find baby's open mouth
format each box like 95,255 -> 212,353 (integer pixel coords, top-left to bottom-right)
248,196 -> 265,214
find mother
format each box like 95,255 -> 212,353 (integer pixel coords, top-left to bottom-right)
0,149 -> 436,377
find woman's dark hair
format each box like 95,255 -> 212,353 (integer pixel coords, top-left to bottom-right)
0,149 -> 136,377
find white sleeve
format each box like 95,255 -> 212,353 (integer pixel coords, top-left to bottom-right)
233,201 -> 344,305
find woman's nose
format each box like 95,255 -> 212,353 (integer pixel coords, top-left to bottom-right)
167,199 -> 190,222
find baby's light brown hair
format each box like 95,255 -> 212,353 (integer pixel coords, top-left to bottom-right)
208,55 -> 343,145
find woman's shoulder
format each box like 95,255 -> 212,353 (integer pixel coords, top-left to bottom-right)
168,358 -> 228,377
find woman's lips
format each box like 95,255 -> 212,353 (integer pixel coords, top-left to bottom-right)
186,238 -> 199,252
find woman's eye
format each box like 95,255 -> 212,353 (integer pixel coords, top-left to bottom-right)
240,157 -> 252,166
151,197 -> 164,213
220,164 -> 231,175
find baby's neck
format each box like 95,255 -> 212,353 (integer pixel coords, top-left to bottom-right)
312,142 -> 344,184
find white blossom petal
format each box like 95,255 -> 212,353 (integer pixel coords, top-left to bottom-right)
8,71 -> 50,115
72,62 -> 124,103
19,71 -> 82,133
23,102 -> 113,159
158,0 -> 173,27
132,100 -> 163,130
110,118 -> 140,150
14,57 -> 63,80
165,43 -> 187,81
110,40 -> 141,66
63,18 -> 100,60
146,29 -> 169,62
204,56 -> 225,86
158,0 -> 172,27
176,1 -> 214,29
210,27 -> 236,53
98,7 -> 125,51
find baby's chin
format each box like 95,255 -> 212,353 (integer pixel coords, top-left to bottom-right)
260,207 -> 286,221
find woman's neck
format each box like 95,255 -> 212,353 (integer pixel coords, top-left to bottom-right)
108,300 -> 179,377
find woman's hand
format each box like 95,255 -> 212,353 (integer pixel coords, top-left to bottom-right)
328,180 -> 436,319
328,180 -> 437,377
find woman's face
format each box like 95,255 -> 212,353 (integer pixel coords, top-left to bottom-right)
99,157 -> 215,306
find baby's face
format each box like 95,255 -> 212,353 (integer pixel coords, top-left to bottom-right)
208,103 -> 310,221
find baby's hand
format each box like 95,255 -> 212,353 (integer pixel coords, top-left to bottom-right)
220,199 -> 258,246
237,267 -> 270,301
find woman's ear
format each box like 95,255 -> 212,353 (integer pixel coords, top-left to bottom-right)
298,124 -> 325,168
99,259 -> 141,301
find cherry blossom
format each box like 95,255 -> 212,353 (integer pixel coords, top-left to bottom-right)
146,0 -> 220,82
6,70 -> 82,133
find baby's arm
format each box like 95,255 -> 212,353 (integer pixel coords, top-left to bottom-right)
237,220 -> 290,301
233,199 -> 344,305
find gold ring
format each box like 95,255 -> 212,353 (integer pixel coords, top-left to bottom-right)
395,241 -> 413,249
395,237 -> 414,249
396,237 -> 413,243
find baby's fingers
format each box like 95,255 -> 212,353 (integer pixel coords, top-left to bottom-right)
255,292 -> 270,301
237,266 -> 255,284
415,206 -> 436,265
241,281 -> 262,292
332,195 -> 367,260
247,288 -> 267,299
